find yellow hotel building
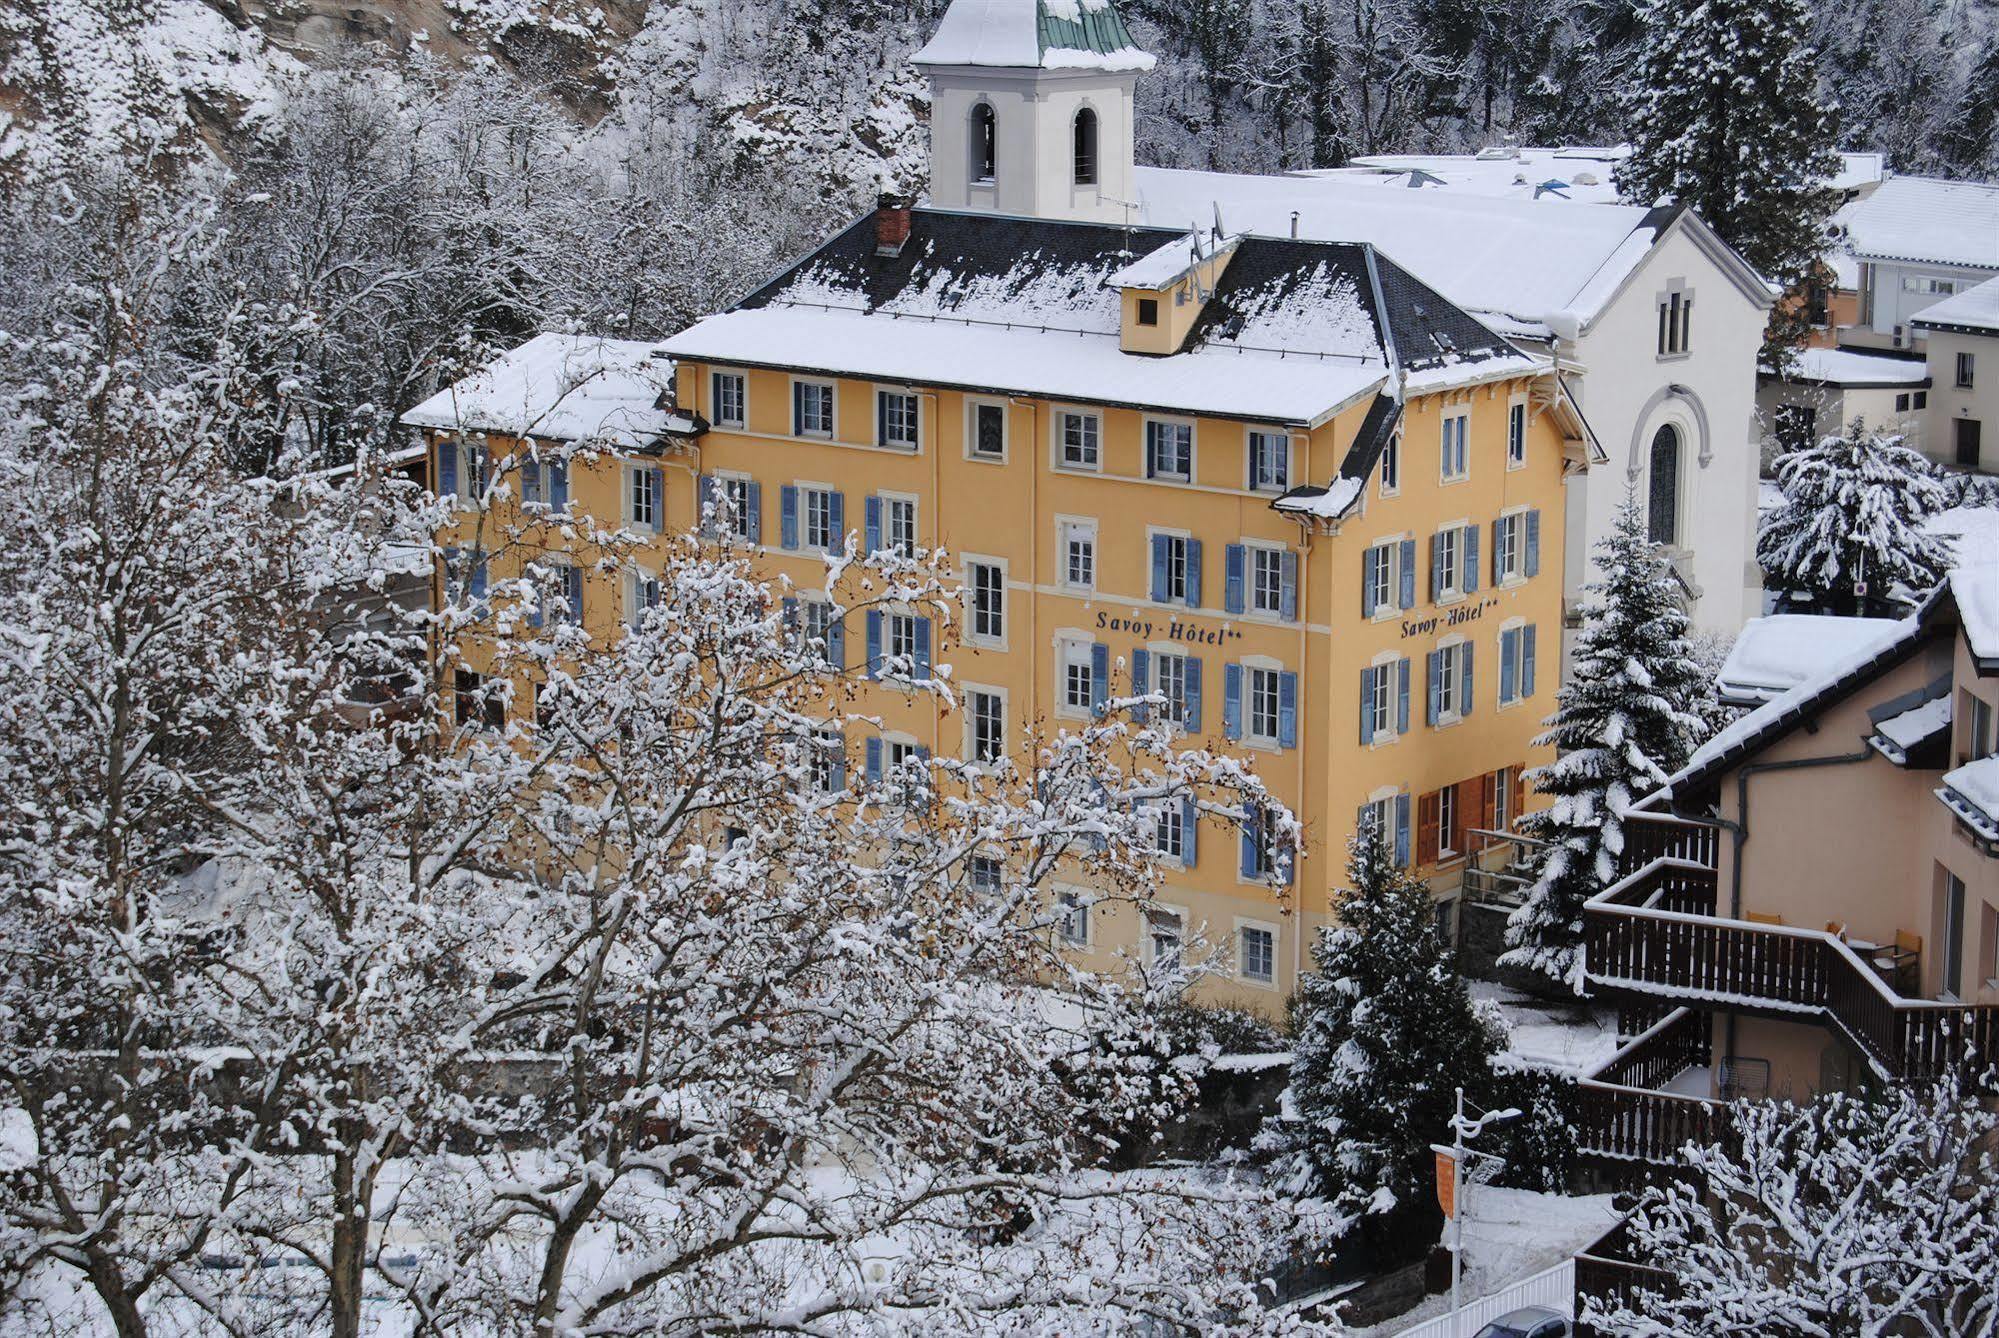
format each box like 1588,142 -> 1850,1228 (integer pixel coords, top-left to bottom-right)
408,202 -> 1588,1007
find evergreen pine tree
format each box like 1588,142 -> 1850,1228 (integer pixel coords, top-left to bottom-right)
1502,494 -> 1708,987
1616,0 -> 1840,363
1940,34 -> 1999,180
1757,418 -> 1956,617
1260,819 -> 1502,1264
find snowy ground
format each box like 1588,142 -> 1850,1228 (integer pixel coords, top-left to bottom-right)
1471,981 -> 1621,1074
1348,1187 -> 1620,1337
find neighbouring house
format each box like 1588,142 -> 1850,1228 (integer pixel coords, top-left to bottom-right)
1754,344 -> 1930,467
1911,274 -> 1999,474
1832,174 -> 1999,354
1568,566 -> 1999,1169
1712,612 -> 1901,708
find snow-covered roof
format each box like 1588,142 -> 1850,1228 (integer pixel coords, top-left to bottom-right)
662,209 -> 1538,427
1134,165 -> 1688,337
1867,692 -> 1951,765
1331,148 -> 1884,208
911,0 -> 1156,72
1951,562 -> 1999,666
1715,614 -> 1902,705
1106,231 -> 1232,288
1939,757 -> 1999,841
1768,346 -> 1930,388
401,334 -> 680,448
1272,477 -> 1365,522
1910,274 -> 1999,336
1835,175 -> 1999,270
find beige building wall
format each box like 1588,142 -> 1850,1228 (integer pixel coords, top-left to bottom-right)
1921,327 -> 1997,474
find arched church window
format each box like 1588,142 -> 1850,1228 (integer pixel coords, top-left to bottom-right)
1073,108 -> 1098,185
971,104 -> 996,183
1648,424 -> 1680,546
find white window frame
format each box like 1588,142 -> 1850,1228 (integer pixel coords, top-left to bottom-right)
1362,791 -> 1398,845
800,594 -> 838,668
1498,617 -> 1530,707
1506,398 -> 1527,469
1366,540 -> 1400,621
1246,540 -> 1288,618
1150,644 -> 1191,732
1493,766 -> 1514,833
1057,634 -> 1095,718
625,564 -> 661,630
874,386 -> 920,451
1437,781 -> 1461,857
1235,918 -> 1278,988
963,683 -> 1007,766
1244,657 -> 1282,748
1057,887 -> 1092,947
711,369 -> 747,429
1380,431 -> 1402,495
1154,528 -> 1195,606
792,377 -> 836,439
1144,416 -> 1195,482
807,723 -> 844,796
1247,428 -> 1290,492
1496,507 -> 1528,586
1055,407 -> 1103,472
714,470 -> 755,544
800,483 -> 837,552
1367,648 -> 1399,743
1436,523 -> 1465,602
1059,517 -> 1097,592
963,555 -> 1008,649
880,492 -> 918,558
885,609 -> 921,668
1440,411 -> 1470,483
626,463 -> 660,532
1150,799 -> 1187,866
967,397 -> 1009,462
1436,636 -> 1467,723
1144,904 -> 1187,970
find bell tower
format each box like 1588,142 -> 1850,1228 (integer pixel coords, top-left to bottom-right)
912,0 -> 1153,224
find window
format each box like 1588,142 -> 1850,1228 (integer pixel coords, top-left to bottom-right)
628,465 -> 660,531
1153,802 -> 1186,863
1059,410 -> 1101,469
1915,390 -> 1929,410
1153,650 -> 1194,730
1247,665 -> 1281,745
793,380 -> 835,438
1648,425 -> 1680,546
1434,525 -> 1463,600
967,560 -> 1005,644
626,568 -> 661,629
712,371 -> 746,428
1060,639 -> 1096,714
1073,106 -> 1098,185
1152,533 -> 1199,606
1146,907 -> 1183,969
866,608 -> 932,682
1958,352 -> 1977,389
1363,659 -> 1396,740
1494,510 -> 1538,585
883,737 -> 927,806
808,728 -> 844,795
970,103 -> 996,182
966,687 -> 1005,764
1239,925 -> 1274,985
717,475 -> 757,543
887,611 -> 920,665
1507,401 -> 1526,467
1966,693 -> 1994,763
971,401 -> 1007,459
1943,870 -> 1967,998
802,599 -> 840,668
1903,275 -> 1957,294
970,855 -> 1003,894
1059,891 -> 1090,945
877,389 -> 919,449
1239,805 -> 1283,882
1432,641 -> 1470,721
1061,520 -> 1096,590
1249,545 -> 1287,617
1248,430 -> 1289,491
1380,432 -> 1401,493
1362,539 -> 1411,616
1437,783 -> 1460,858
453,668 -> 485,729
1146,419 -> 1192,481
1493,767 -> 1514,833
869,494 -> 917,557
520,454 -> 569,511
801,486 -> 839,552
1136,297 -> 1159,326
1498,624 -> 1537,706
1658,288 -> 1692,355
1440,412 -> 1469,482
1896,392 -> 1911,412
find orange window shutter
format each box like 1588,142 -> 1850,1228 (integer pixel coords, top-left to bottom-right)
1417,791 -> 1441,866
1511,766 -> 1526,820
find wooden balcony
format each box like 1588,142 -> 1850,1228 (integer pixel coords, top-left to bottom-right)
1576,1007 -> 1723,1165
1572,1219 -> 1677,1337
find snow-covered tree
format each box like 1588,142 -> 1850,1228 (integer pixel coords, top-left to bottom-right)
1616,0 -> 1840,361
1758,419 -> 1957,617
1259,820 -> 1502,1266
1583,1067 -> 1999,1337
1502,494 -> 1707,987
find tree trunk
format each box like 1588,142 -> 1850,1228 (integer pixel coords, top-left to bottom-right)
85,1255 -> 149,1338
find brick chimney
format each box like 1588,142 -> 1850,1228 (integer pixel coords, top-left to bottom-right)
874,194 -> 912,258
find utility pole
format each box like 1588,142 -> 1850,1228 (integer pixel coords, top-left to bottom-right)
1435,1087 -> 1521,1337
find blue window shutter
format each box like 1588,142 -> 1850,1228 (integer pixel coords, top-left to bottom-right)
865,737 -> 882,784
697,474 -> 715,535
1463,524 -> 1479,593
438,441 -> 458,499
1525,509 -> 1541,577
1090,642 -> 1110,715
745,482 -> 762,543
915,617 -> 933,680
1460,641 -> 1476,716
1523,623 -> 1537,698
1399,538 -> 1417,609
1359,666 -> 1377,744
1280,552 -> 1298,621
865,610 -> 882,679
1500,627 -> 1518,703
1225,544 -> 1246,615
1395,793 -> 1411,867
469,554 -> 487,600
1430,532 -> 1445,601
865,496 -> 882,554
1427,651 -> 1442,725
649,469 -> 665,529
780,485 -> 799,550
792,381 -> 805,435
550,460 -> 569,509
828,740 -> 846,793
827,615 -> 846,670
1150,534 -> 1170,603
1278,671 -> 1297,748
1185,538 -> 1202,607
522,457 -> 541,506
1397,658 -> 1411,735
1238,816 -> 1256,880
826,491 -> 844,552
1132,647 -> 1150,724
1223,663 -> 1243,740
1360,548 -> 1378,617
1183,656 -> 1203,732
528,579 -> 544,628
1182,795 -> 1199,868
1492,517 -> 1505,586
564,565 -> 584,624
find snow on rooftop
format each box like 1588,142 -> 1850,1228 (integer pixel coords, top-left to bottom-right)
1135,165 -> 1661,332
1774,346 -> 1931,386
1872,693 -> 1950,761
1910,274 -> 1999,335
1107,231 -> 1206,288
1836,174 -> 1999,270
1951,560 -> 1999,663
1940,757 -> 1999,839
658,305 -> 1386,425
911,0 -> 1156,71
1271,476 -> 1366,521
1333,147 -> 1630,205
1716,614 -> 1902,704
401,333 -> 676,447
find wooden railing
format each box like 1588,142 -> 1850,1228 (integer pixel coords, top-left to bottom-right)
1585,856 -> 1999,1080
1573,1220 -> 1676,1336
1616,811 -> 1719,877
1576,1007 -> 1724,1164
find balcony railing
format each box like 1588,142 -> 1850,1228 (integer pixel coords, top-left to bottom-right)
1615,810 -> 1720,876
1585,855 -> 1999,1081
1573,1219 -> 1676,1337
1576,1006 -> 1725,1164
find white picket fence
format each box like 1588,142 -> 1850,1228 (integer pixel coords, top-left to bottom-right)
1391,1259 -> 1574,1338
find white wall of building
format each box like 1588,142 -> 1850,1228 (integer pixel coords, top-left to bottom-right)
925,67 -> 1139,224
1922,327 -> 1997,474
1754,380 -> 1926,464
1853,260 -> 1999,349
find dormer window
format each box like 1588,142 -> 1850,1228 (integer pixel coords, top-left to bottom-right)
971,104 -> 996,183
1073,107 -> 1098,185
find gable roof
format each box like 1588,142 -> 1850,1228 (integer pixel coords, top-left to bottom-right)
1910,274 -> 1999,337
659,208 -> 1538,427
399,333 -> 684,447
912,0 -> 1155,72
1836,175 -> 1999,271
